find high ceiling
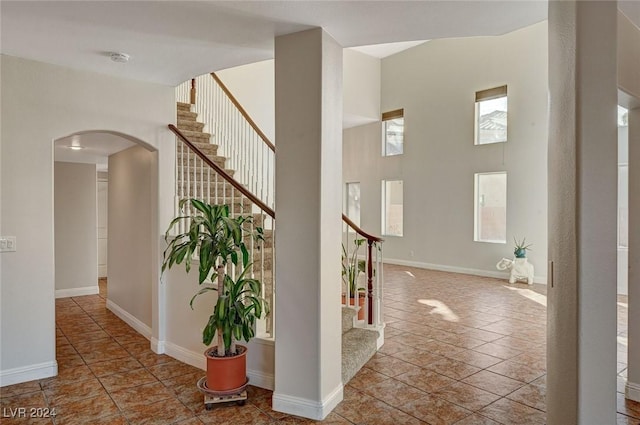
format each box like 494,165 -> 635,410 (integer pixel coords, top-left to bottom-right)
2,2 -> 639,87
2,0 -> 553,86
4,1 -> 639,168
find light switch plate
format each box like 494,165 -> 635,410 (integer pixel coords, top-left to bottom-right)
0,236 -> 16,252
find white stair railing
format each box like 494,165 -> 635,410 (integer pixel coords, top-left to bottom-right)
175,75 -> 386,337
169,124 -> 275,338
342,214 -> 384,329
176,74 -> 275,211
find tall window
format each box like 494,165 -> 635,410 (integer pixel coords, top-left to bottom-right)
345,182 -> 361,228
382,180 -> 403,236
475,85 -> 508,145
382,109 -> 404,156
474,172 -> 507,243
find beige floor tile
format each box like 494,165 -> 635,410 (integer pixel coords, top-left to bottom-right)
479,398 -> 546,425
364,355 -> 421,378
399,393 -> 472,425
461,370 -> 524,396
395,367 -> 456,393
506,383 -> 546,412
110,381 -> 175,410
432,381 -> 502,411
424,357 -> 481,380
29,268 -> 639,424
361,378 -> 427,408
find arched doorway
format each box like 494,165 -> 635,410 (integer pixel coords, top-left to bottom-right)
53,130 -> 159,343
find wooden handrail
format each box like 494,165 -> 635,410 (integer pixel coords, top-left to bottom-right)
210,72 -> 276,152
171,123 -> 382,240
341,214 -> 382,326
342,214 -> 383,243
168,124 -> 275,218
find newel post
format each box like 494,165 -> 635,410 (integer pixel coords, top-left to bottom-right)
190,78 -> 196,105
367,240 -> 374,325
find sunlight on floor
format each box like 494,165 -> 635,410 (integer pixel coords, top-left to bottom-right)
618,302 -> 628,309
404,270 -> 415,278
504,286 -> 547,307
417,299 -> 460,322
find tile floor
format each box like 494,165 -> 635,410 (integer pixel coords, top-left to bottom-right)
1,267 -> 639,424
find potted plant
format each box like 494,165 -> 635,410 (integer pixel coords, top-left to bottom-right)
513,237 -> 532,258
162,198 -> 269,392
342,238 -> 367,320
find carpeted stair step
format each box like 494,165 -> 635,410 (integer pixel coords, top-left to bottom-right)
176,152 -> 226,169
177,196 -> 251,215
177,102 -> 192,112
178,181 -> 243,199
342,307 -> 356,334
244,229 -> 273,246
251,247 -> 273,269
182,141 -> 219,156
342,328 -> 379,384
177,110 -> 198,121
177,119 -> 206,132
177,166 -> 235,178
179,129 -> 213,143
179,186 -> 243,200
252,213 -> 267,228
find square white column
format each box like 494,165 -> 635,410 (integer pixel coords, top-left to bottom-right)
627,107 -> 640,402
272,28 -> 344,420
547,1 -> 618,423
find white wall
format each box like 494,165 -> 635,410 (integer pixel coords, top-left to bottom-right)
108,146 -> 155,329
216,60 -> 275,142
343,49 -> 381,128
618,11 -> 640,100
215,49 -> 381,138
54,162 -> 98,296
0,55 -> 174,386
344,22 -> 549,281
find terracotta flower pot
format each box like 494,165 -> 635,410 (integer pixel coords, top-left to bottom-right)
204,345 -> 247,392
342,293 -> 366,321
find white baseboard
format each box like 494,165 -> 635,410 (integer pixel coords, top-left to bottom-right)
376,325 -> 385,350
151,338 -> 165,354
55,286 -> 99,298
163,341 -> 274,390
164,341 -> 206,370
626,381 -> 640,402
0,361 -> 58,387
273,384 -> 343,421
106,300 -> 152,339
384,257 -> 547,285
247,368 -> 275,390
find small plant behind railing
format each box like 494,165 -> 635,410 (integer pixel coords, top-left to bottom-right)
342,215 -> 384,327
342,238 -> 366,299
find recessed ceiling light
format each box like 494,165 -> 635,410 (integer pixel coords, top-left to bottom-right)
67,145 -> 84,151
110,52 -> 130,63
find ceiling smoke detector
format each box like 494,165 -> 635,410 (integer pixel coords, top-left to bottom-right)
110,52 -> 130,63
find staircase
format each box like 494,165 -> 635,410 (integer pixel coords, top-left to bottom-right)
342,307 -> 379,383
172,74 -> 385,383
174,101 -> 274,336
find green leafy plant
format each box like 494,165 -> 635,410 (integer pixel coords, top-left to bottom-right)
162,198 -> 269,357
513,237 -> 532,258
342,238 -> 366,297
